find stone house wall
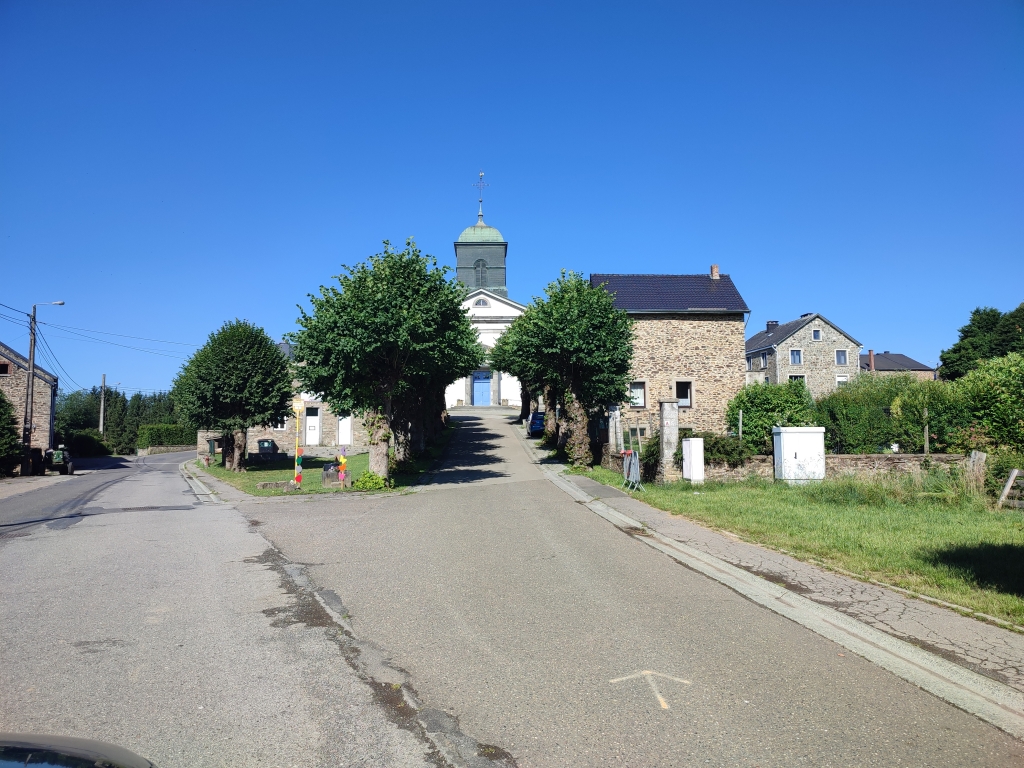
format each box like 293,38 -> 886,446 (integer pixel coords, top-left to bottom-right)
624,313 -> 746,435
758,321 -> 860,398
245,404 -> 370,457
0,350 -> 56,450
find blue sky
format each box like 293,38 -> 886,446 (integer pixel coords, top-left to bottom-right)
1,0 -> 1022,394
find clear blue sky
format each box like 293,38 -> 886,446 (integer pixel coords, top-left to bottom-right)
1,1 -> 1021,394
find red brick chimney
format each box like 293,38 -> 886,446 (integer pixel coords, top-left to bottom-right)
868,349 -> 875,371
710,264 -> 720,280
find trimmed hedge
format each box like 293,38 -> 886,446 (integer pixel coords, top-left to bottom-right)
137,423 -> 195,448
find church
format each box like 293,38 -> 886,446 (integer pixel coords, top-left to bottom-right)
444,186 -> 526,408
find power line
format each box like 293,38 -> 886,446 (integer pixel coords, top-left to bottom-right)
38,320 -> 199,347
39,330 -> 190,360
35,326 -> 86,392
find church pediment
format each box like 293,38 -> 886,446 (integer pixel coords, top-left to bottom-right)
463,288 -> 527,317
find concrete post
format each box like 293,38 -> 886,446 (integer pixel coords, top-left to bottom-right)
608,405 -> 623,455
658,400 -> 680,483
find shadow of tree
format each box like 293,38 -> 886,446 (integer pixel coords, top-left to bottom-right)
927,543 -> 1024,598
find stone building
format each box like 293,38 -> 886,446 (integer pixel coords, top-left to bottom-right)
0,339 -> 58,451
591,267 -> 750,435
745,313 -> 862,398
444,190 -> 524,408
859,350 -> 934,381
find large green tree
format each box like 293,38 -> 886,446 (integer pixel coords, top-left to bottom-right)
489,305 -> 545,423
292,240 -> 483,480
172,320 -> 292,470
940,304 -> 1024,380
524,272 -> 634,466
0,388 -> 21,476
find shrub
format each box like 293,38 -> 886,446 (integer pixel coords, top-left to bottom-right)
352,470 -> 390,491
985,450 -> 1024,499
66,429 -> 112,457
814,374 -> 918,454
726,381 -> 816,454
640,429 -> 661,481
137,423 -> 196,449
956,353 -> 1024,453
0,389 -> 21,477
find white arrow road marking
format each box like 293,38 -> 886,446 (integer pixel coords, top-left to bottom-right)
609,670 -> 692,710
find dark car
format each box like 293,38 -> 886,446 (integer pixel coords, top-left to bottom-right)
527,411 -> 546,438
0,732 -> 157,767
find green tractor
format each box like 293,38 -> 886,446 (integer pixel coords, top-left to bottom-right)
46,445 -> 76,475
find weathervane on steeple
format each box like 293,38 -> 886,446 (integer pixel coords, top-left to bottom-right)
473,170 -> 488,224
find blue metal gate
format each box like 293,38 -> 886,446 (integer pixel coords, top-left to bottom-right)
472,371 -> 491,406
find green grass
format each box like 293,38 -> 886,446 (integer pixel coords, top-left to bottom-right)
585,465 -> 1024,625
197,453 -> 370,496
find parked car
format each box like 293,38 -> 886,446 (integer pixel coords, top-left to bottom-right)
527,411 -> 546,438
0,732 -> 157,767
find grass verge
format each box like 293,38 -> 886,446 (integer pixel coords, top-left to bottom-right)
197,453 -> 370,496
585,465 -> 1024,625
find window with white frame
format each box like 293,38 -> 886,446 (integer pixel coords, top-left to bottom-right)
746,357 -> 752,371
628,382 -> 646,408
812,329 -> 822,341
676,381 -> 692,408
271,418 -> 287,431
790,349 -> 802,365
835,349 -> 848,365
836,375 -> 849,386
789,374 -> 806,383
760,352 -> 767,368
473,298 -> 489,307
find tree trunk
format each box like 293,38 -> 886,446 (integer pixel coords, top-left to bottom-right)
518,383 -> 531,423
411,411 -> 425,455
564,395 -> 592,467
231,428 -> 246,472
543,386 -> 558,442
366,407 -> 390,479
222,431 -> 234,470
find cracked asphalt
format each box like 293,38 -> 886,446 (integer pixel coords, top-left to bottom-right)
5,416 -> 1024,766
214,412 -> 1024,767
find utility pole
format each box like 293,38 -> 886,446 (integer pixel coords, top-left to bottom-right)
99,374 -> 106,435
21,300 -> 64,476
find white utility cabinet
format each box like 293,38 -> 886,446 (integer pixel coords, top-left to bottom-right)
681,437 -> 705,485
772,427 -> 825,484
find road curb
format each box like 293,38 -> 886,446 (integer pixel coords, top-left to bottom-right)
535,463 -> 1024,740
178,459 -> 222,504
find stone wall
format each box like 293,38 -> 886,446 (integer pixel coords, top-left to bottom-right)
625,313 -> 746,435
0,352 -> 56,450
137,445 -> 195,457
601,444 -> 966,482
768,319 -> 860,398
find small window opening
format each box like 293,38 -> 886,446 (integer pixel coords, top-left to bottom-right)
628,382 -> 646,408
676,381 -> 692,408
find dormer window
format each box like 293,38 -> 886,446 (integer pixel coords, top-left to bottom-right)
473,298 -> 490,307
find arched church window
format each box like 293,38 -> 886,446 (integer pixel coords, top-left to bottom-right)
474,259 -> 487,288
474,298 -> 489,307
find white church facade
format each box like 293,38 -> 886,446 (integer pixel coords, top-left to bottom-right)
444,199 -> 526,408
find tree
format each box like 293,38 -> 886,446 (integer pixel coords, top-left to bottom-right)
955,352 -> 1024,453
490,306 -> 545,423
527,272 -> 634,466
726,380 -> 816,454
292,240 -> 483,480
172,320 -> 292,470
939,304 -> 1024,380
0,388 -> 21,477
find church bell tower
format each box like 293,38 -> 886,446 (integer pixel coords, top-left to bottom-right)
454,172 -> 508,297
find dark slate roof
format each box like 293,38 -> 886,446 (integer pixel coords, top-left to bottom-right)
589,274 -> 749,314
277,340 -> 294,361
859,352 -> 933,372
745,313 -> 861,353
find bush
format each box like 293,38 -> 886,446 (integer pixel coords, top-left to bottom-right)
137,423 -> 196,449
814,374 -> 917,454
66,429 -> 112,457
726,381 -> 816,454
985,450 -> 1024,499
640,429 -> 661,481
0,389 -> 21,477
352,470 -> 390,491
676,430 -> 753,467
956,353 -> 1024,453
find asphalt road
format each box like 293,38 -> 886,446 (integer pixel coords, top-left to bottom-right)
239,414 -> 1024,767
0,451 -> 436,767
